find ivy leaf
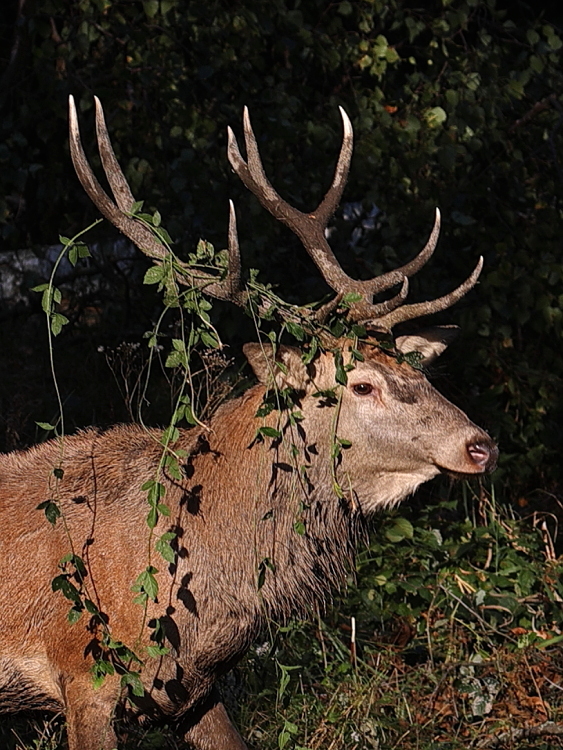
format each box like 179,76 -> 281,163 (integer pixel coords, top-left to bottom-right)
144,266 -> 165,285
258,426 -> 282,439
121,670 -> 145,697
37,500 -> 61,525
155,531 -> 176,563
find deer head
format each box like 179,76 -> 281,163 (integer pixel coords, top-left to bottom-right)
68,96 -> 497,511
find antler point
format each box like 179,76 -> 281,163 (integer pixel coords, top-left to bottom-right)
339,106 -> 353,137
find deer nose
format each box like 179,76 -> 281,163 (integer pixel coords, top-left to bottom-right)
467,440 -> 498,472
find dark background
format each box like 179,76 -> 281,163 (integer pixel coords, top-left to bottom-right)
0,0 -> 562,503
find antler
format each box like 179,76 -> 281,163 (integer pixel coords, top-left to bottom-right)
227,107 -> 483,331
68,95 -> 246,306
69,96 -> 482,337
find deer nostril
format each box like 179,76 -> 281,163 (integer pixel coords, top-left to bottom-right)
467,442 -> 491,469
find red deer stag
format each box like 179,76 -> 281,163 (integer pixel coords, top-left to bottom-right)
0,97 -> 497,750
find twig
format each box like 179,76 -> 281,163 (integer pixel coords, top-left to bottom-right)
509,94 -> 557,132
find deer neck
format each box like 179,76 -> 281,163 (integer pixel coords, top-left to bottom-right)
180,386 -> 364,623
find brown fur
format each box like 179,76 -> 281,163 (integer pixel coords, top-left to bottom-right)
0,344 -> 496,749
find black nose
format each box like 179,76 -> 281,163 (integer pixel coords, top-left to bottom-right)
467,440 -> 498,472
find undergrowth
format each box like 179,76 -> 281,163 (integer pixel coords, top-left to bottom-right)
3,483 -> 563,749
235,483 -> 563,750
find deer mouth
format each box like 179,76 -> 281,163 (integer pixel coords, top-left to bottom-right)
436,438 -> 499,477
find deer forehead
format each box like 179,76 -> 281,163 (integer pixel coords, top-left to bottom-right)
310,347 -> 427,393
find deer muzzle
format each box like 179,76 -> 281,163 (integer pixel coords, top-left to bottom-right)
466,438 -> 498,473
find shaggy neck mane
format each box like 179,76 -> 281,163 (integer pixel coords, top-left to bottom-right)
184,385 -> 366,623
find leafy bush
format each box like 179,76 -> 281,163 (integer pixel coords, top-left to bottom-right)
1,0 -> 562,497
0,1 -> 562,748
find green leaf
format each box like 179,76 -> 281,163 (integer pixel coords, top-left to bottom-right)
184,404 -> 198,426
424,106 -> 447,128
50,313 -> 69,336
155,531 -> 176,563
285,321 -> 305,341
342,291 -> 363,305
385,517 -> 414,543
37,500 -> 61,525
200,330 -> 220,348
133,566 -> 159,601
394,517 -> 414,539
142,0 -> 159,18
51,575 -> 81,603
147,506 -> 158,529
161,425 -> 179,445
84,599 -> 100,615
302,336 -> 318,365
164,454 -> 182,480
91,659 -> 115,689
145,481 -> 166,505
334,350 -> 347,385
165,349 -> 186,368
121,670 -> 145,697
278,665 -> 300,700
257,557 -> 275,590
67,606 -> 83,624
144,265 -> 165,285
36,421 -> 56,431
259,426 -> 282,439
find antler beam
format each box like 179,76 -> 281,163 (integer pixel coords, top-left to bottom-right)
69,97 -> 483,337
68,96 -> 245,305
227,107 -> 482,330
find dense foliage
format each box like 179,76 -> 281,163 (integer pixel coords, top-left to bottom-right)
1,1 -> 563,748
1,0 -> 562,496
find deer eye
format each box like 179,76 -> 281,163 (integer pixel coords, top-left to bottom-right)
352,383 -> 373,396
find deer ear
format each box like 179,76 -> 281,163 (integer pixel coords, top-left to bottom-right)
395,325 -> 460,366
243,343 -> 309,390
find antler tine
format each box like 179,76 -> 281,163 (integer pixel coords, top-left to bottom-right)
227,109 -> 367,296
70,96 -> 246,304
315,107 -> 354,225
372,256 -> 484,331
226,200 -> 244,303
94,96 -> 136,213
69,95 -> 167,262
350,277 -> 410,322
362,208 -> 441,297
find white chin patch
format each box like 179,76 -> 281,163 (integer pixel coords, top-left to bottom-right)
358,468 -> 440,513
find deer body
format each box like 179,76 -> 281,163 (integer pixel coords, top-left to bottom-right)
0,345 -> 496,749
0,99 -> 498,748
